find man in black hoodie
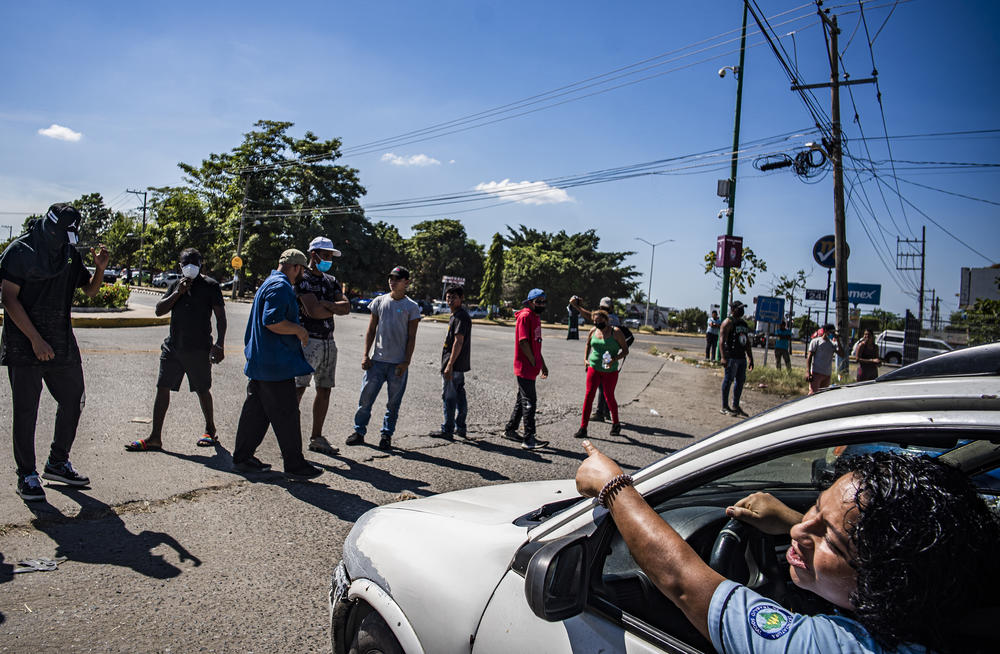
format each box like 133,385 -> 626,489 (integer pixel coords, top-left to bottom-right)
0,203 -> 109,501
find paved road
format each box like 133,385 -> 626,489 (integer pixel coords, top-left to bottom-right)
0,298 -> 785,652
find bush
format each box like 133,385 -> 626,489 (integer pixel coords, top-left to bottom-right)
73,282 -> 131,308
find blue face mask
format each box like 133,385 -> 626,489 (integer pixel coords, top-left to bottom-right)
316,260 -> 333,272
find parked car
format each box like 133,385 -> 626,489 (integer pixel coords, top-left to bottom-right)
414,299 -> 434,316
329,344 -> 1000,653
467,305 -> 487,319
623,318 -> 641,329
875,329 -> 953,364
152,272 -> 181,288
351,294 -> 381,313
432,300 -> 448,315
102,268 -> 119,283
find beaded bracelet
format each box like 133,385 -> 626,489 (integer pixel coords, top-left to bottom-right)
597,474 -> 634,508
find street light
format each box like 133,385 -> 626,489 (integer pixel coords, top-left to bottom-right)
635,237 -> 673,327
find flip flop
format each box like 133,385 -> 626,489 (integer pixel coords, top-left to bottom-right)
196,434 -> 219,447
125,439 -> 162,452
308,436 -> 340,456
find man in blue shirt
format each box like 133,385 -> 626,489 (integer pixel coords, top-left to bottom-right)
232,249 -> 322,480
773,320 -> 792,370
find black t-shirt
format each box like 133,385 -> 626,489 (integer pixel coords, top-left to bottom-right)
722,317 -> 752,359
295,270 -> 344,339
442,307 -> 472,372
0,250 -> 89,366
163,275 -> 224,352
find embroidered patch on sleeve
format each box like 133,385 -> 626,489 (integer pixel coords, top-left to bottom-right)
748,604 -> 793,640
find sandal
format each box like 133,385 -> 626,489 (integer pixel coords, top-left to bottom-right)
125,439 -> 162,452
308,436 -> 340,456
196,434 -> 219,447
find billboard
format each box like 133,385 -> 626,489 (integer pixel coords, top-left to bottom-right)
834,282 -> 882,305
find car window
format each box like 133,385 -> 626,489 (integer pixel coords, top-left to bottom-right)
587,433 -> 1000,652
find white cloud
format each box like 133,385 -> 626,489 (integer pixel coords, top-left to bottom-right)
38,124 -> 83,142
381,152 -> 440,167
474,179 -> 573,205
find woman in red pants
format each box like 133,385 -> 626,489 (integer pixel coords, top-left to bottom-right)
575,310 -> 629,439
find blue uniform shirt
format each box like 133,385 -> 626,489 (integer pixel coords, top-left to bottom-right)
709,580 -> 929,654
243,270 -> 313,381
775,328 -> 792,351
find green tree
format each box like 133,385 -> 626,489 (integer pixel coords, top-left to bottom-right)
675,307 -> 708,333
178,120 -> 367,287
703,247 -> 768,298
346,220 -> 407,294
480,232 -> 504,316
502,225 -> 639,315
404,219 -> 484,299
868,308 -> 904,331
144,186 -> 220,275
102,213 -> 142,269
71,192 -> 114,244
772,270 -> 808,320
964,298 -> 1000,345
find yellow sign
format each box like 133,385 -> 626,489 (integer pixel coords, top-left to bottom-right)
231,256 -> 243,270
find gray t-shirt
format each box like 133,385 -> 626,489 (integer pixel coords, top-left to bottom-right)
369,293 -> 422,363
808,336 -> 836,375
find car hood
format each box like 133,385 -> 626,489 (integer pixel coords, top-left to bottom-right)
342,479 -> 578,652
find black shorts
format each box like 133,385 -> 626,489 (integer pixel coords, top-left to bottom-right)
158,349 -> 212,392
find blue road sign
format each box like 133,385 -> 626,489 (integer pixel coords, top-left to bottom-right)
834,282 -> 882,305
754,296 -> 785,324
812,235 -> 849,269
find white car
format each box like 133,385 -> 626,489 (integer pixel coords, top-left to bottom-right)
330,345 -> 1000,653
874,329 -> 953,364
432,300 -> 449,315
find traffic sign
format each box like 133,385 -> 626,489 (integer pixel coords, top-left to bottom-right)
812,235 -> 849,269
754,296 -> 785,324
441,275 -> 465,285
231,256 -> 243,270
805,288 -> 827,301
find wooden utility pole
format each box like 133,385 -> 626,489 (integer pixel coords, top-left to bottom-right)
126,189 -> 148,284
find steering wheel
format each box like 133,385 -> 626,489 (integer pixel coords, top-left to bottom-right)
708,519 -> 784,598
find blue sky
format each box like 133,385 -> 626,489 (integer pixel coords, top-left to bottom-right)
2,0 -> 997,320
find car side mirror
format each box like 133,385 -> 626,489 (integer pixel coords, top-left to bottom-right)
524,534 -> 589,622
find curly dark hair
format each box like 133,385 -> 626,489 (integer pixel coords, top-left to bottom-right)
833,451 -> 1000,651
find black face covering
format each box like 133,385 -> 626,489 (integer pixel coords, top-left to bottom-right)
733,307 -> 745,319
0,204 -> 79,283
595,321 -> 608,329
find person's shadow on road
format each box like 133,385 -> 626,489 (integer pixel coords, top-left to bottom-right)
27,487 -> 201,580
230,467 -> 378,522
157,442 -> 234,474
313,455 -> 433,497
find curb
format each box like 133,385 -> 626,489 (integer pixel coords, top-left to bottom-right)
0,314 -> 170,328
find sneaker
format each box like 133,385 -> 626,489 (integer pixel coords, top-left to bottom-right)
42,460 -> 90,487
308,436 -> 339,456
378,436 -> 393,451
17,474 -> 45,501
502,428 -> 523,442
732,406 -> 749,417
721,406 -> 733,415
345,432 -> 365,446
573,427 -> 588,439
609,422 -> 622,436
429,430 -> 454,441
232,456 -> 272,473
284,463 -> 323,480
521,436 -> 549,450
456,430 -> 468,439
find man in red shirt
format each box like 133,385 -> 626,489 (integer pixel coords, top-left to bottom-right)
503,288 -> 549,450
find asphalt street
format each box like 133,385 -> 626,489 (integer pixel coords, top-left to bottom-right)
0,295 -> 787,652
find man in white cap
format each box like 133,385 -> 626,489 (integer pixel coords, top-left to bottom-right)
294,236 -> 350,456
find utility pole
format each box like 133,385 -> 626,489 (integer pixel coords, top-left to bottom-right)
719,2 -> 748,349
918,225 -> 926,326
232,174 -> 249,300
126,189 -> 148,284
2,225 -> 11,240
896,227 -> 926,330
635,237 -> 673,327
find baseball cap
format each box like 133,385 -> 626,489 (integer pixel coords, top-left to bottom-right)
526,288 -> 546,302
389,266 -> 409,279
599,296 -> 613,308
279,248 -> 308,266
308,236 -> 342,256
730,300 -> 747,310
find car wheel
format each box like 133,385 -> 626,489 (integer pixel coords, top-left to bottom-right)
886,352 -> 901,365
348,610 -> 404,654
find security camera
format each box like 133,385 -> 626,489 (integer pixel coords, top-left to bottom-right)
718,68 -> 727,78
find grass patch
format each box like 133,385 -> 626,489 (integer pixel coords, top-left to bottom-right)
746,366 -> 809,396
648,345 -> 660,355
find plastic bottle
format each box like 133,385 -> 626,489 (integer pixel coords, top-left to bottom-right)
602,351 -> 613,369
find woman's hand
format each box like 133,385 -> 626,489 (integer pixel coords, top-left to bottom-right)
725,492 -> 802,535
575,440 -> 624,498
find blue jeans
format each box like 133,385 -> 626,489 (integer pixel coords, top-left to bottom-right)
441,371 -> 467,435
353,361 -> 409,437
722,358 -> 747,409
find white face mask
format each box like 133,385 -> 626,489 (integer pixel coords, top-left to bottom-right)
182,264 -> 200,279
66,230 -> 79,245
